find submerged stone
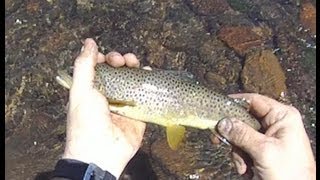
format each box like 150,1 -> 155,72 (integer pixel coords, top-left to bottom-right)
241,50 -> 287,99
218,26 -> 271,56
299,2 -> 316,35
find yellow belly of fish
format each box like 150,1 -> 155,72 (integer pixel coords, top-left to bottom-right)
109,105 -> 218,129
109,104 -> 219,150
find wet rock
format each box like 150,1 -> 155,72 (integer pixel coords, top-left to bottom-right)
275,31 -> 302,61
198,37 -> 227,65
26,0 -> 40,14
205,59 -> 242,92
241,50 -> 287,99
57,0 -> 77,19
77,0 -> 93,10
144,39 -> 166,68
302,47 -> 316,74
5,0 -> 23,14
226,0 -> 251,13
150,138 -> 198,178
39,31 -> 76,54
133,0 -> 156,15
205,72 -> 227,87
95,0 -> 136,7
149,129 -> 240,179
259,2 -> 284,20
163,5 -> 208,50
185,0 -> 232,16
218,26 -> 271,56
164,51 -> 187,70
299,2 -> 316,35
186,64 -> 207,85
197,37 -> 242,91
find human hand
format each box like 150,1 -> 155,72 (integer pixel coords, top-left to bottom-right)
62,38 -> 146,179
217,93 -> 316,179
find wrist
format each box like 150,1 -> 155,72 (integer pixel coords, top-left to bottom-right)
62,149 -> 130,179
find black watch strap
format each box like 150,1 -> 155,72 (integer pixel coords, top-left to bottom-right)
53,159 -> 116,180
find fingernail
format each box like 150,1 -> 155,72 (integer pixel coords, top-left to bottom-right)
80,46 -> 84,52
109,52 -> 121,58
218,118 -> 233,135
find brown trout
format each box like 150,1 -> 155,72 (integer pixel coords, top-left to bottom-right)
56,64 -> 261,150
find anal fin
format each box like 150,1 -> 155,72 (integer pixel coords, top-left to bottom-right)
166,125 -> 186,150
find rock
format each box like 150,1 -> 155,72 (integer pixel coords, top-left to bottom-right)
198,37 -> 227,65
205,72 -> 227,87
241,50 -> 287,99
185,0 -> 232,16
226,0 -> 251,13
205,58 -> 242,92
299,2 -> 316,35
151,138 -> 197,177
147,47 -> 187,70
218,26 -> 271,57
5,0 -> 23,14
39,31 -> 74,54
186,65 -> 207,85
77,0 -> 93,10
163,51 -> 187,70
133,0 -> 156,14
144,37 -> 167,68
163,19 -> 207,50
26,0 -> 40,14
162,5 -> 207,50
199,37 -> 242,89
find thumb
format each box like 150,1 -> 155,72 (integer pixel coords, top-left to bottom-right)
217,118 -> 265,157
70,38 -> 98,99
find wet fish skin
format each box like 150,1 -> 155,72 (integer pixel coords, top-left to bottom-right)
91,64 -> 261,131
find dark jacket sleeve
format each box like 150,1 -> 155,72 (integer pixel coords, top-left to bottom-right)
51,159 -> 116,180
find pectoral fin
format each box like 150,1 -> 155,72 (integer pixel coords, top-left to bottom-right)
108,98 -> 136,107
166,125 -> 186,150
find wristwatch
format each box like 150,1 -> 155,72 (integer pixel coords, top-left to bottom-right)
53,159 -> 116,180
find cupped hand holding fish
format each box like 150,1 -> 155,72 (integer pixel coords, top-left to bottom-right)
62,38 -> 145,179
216,93 -> 316,179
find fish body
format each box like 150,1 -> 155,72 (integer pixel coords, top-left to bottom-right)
94,64 -> 260,129
57,64 -> 261,149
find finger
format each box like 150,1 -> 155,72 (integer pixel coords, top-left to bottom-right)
123,53 -> 140,68
262,106 -> 290,129
232,149 -> 247,174
97,52 -> 106,63
228,93 -> 285,119
105,52 -> 125,67
71,38 -> 98,96
217,118 -> 265,157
